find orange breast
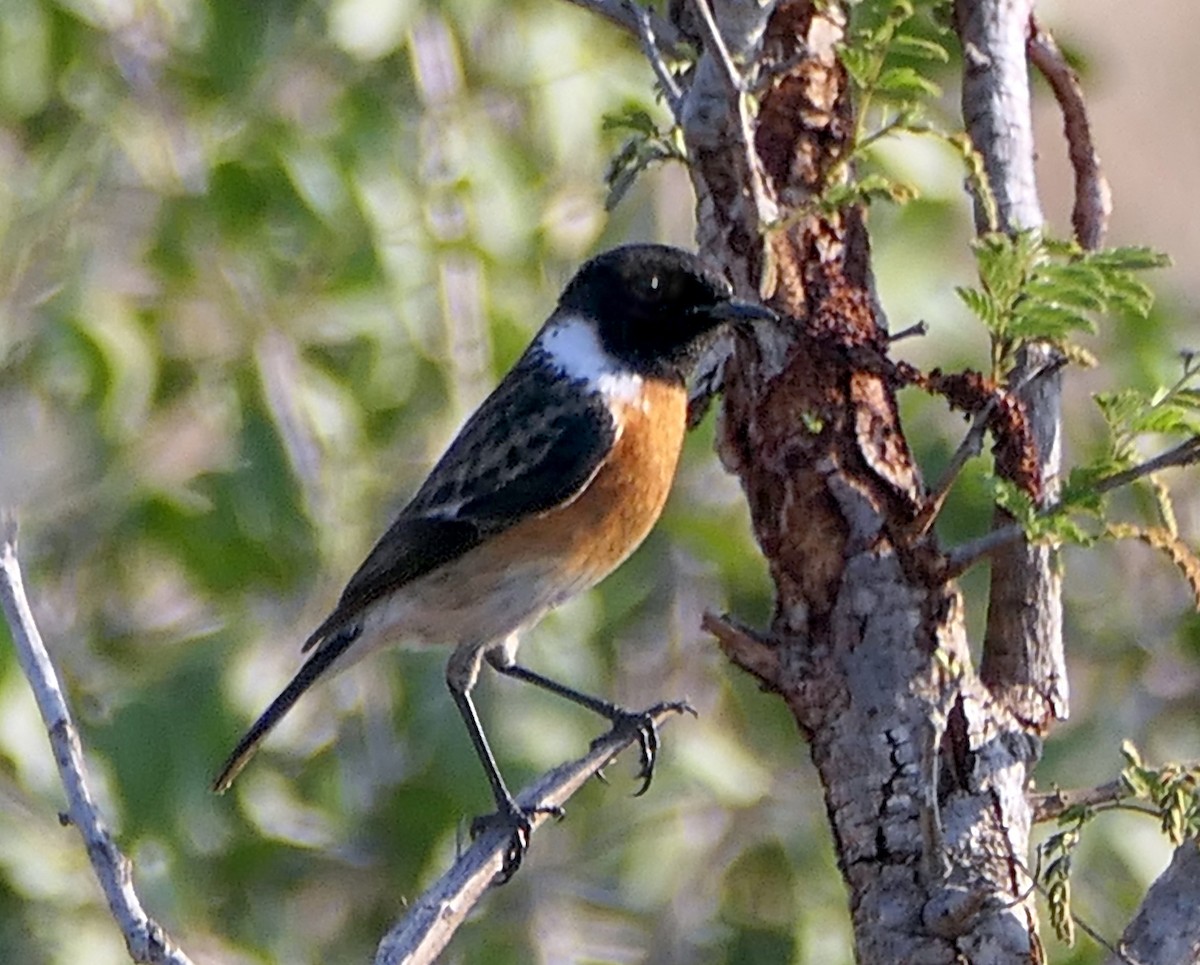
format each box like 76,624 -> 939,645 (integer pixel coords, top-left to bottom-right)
470,378 -> 688,588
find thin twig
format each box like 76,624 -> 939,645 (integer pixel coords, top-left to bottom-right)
1009,850 -> 1135,962
689,0 -> 744,92
1027,17 -> 1111,251
702,611 -> 782,692
374,704 -> 690,965
0,514 -> 196,965
626,0 -> 685,120
944,436 -> 1200,578
1091,437 -> 1200,499
1030,779 -> 1129,823
915,357 -> 1064,537
888,321 -> 929,343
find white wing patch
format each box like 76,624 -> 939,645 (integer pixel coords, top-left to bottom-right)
538,315 -> 648,411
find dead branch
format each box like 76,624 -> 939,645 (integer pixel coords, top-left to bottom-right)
702,611 -> 782,691
1028,17 -> 1111,250
1030,779 -> 1129,823
374,704 -> 689,965
0,514 -> 196,965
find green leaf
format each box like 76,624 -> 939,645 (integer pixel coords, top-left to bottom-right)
992,477 -> 1038,526
1171,389 -> 1200,411
874,65 -> 942,99
1010,301 -> 1096,340
1059,467 -> 1110,515
1128,402 -> 1200,438
602,106 -> 660,137
889,33 -> 951,62
1101,272 -> 1156,317
839,45 -> 874,87
973,232 -> 1033,303
956,286 -> 1002,331
1095,389 -> 1145,431
1090,245 -> 1172,271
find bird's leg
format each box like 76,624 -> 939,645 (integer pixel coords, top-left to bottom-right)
485,651 -> 694,796
446,649 -> 559,884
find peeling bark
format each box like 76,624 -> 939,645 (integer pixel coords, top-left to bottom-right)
680,1 -> 1044,960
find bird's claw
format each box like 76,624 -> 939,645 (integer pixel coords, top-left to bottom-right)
592,699 -> 695,797
470,800 -> 564,884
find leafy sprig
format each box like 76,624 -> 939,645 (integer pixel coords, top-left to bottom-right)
602,104 -> 687,210
1041,805 -> 1089,945
1121,741 -> 1200,848
955,232 -> 1168,379
1038,742 -> 1200,947
829,0 -> 952,209
956,233 -> 1200,603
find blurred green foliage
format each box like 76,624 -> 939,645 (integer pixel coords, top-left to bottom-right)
0,1 -> 1196,963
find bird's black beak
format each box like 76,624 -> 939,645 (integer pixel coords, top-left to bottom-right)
710,297 -> 777,328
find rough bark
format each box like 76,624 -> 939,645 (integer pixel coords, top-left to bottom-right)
1110,841 -> 1200,965
681,1 -> 1043,960
955,0 -> 1070,732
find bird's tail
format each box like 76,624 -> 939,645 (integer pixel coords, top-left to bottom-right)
211,626 -> 358,793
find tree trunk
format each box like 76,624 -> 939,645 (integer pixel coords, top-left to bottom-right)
684,2 -> 1044,959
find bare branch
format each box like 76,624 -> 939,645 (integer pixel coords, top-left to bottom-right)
702,611 -> 782,691
944,435 -> 1200,579
943,526 -> 1026,581
1028,18 -> 1111,250
915,357 -> 1065,537
954,0 -> 1043,233
955,0 -> 1066,730
1030,779 -> 1129,823
887,320 -> 928,343
374,704 -> 689,965
627,0 -> 685,120
1092,437 -> 1200,498
0,514 -> 196,965
689,0 -> 744,93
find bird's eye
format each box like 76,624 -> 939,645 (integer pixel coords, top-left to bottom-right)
649,274 -> 660,292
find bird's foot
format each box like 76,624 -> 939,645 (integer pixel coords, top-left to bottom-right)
470,798 -> 564,884
591,700 -> 696,796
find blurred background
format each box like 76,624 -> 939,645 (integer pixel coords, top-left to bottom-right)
0,0 -> 1196,962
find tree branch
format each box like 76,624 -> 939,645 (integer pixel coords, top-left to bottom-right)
627,0 -> 685,120
373,704 -> 689,965
1109,841 -> 1200,965
0,514 -> 196,965
915,355 -> 1065,537
702,611 -> 782,691
1029,779 -> 1129,823
943,435 -> 1200,579
955,0 -> 1066,728
688,0 -> 743,93
1027,17 -> 1111,250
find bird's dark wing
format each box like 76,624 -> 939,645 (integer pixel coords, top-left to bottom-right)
302,352 -> 616,651
406,351 -> 617,527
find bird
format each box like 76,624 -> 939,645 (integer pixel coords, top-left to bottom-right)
212,243 -> 775,879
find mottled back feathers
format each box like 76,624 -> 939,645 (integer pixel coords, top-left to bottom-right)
303,349 -> 617,652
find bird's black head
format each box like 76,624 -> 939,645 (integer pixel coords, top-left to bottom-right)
557,244 -> 774,382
